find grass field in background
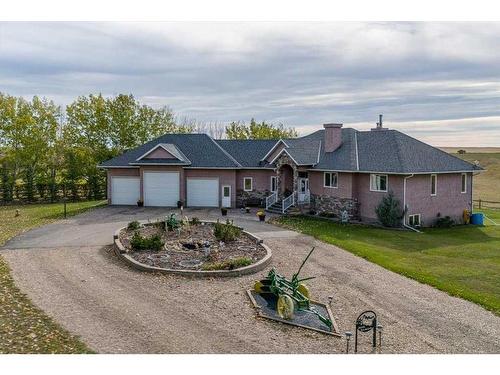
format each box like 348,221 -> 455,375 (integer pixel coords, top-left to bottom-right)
440,148 -> 500,204
0,200 -> 105,353
276,209 -> 500,315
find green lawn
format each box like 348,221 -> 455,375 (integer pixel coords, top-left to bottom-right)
0,200 -> 106,353
276,209 -> 500,315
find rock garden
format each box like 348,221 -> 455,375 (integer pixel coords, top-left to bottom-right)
115,214 -> 271,275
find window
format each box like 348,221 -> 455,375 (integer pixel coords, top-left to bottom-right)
408,214 -> 421,227
370,174 -> 388,192
243,177 -> 253,192
270,176 -> 277,192
323,172 -> 338,188
431,174 -> 437,196
461,173 -> 467,193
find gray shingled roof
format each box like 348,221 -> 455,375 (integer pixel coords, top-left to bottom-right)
100,127 -> 481,173
100,133 -> 239,168
215,139 -> 278,167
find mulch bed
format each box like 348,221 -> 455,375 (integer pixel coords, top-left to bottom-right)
119,222 -> 267,270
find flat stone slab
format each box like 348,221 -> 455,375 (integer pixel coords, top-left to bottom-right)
247,290 -> 341,336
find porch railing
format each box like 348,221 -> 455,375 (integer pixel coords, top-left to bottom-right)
299,190 -> 310,205
265,191 -> 278,209
282,191 -> 296,213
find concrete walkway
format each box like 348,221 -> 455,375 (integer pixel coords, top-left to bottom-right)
2,206 -> 499,353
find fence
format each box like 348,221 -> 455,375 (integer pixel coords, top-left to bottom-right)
473,199 -> 500,210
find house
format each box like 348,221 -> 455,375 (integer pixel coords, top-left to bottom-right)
99,118 -> 482,227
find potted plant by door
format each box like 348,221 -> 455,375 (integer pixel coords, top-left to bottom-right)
245,206 -> 251,214
257,210 -> 266,222
137,199 -> 144,207
221,207 -> 228,216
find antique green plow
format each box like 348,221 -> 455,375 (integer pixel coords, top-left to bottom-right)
254,247 -> 332,329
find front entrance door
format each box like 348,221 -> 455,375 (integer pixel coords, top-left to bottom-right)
222,185 -> 231,208
298,178 -> 310,203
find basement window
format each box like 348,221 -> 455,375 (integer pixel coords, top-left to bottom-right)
408,214 -> 421,227
370,174 -> 388,192
431,174 -> 437,196
243,177 -> 253,192
324,172 -> 338,188
461,173 -> 467,194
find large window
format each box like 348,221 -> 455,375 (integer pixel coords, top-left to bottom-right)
431,174 -> 437,196
370,174 -> 387,192
461,173 -> 467,193
243,177 -> 253,192
270,176 -> 277,192
324,172 -> 338,188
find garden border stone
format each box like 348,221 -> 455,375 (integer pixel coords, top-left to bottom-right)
113,220 -> 272,277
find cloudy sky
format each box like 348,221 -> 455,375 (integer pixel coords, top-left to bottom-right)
1,21 -> 500,146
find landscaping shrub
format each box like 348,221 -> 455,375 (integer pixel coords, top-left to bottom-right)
166,213 -> 180,231
127,221 -> 141,230
213,219 -> 241,242
435,215 -> 454,228
130,232 -> 164,251
375,191 -> 405,227
202,257 -> 252,271
189,217 -> 201,225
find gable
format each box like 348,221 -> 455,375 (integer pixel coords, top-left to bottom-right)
143,147 -> 176,159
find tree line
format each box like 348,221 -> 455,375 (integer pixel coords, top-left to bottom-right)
0,93 -> 297,204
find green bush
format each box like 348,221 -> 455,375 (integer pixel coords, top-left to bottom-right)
189,217 -> 201,225
166,213 -> 180,231
130,232 -> 164,251
127,221 -> 141,230
435,215 -> 454,228
375,191 -> 405,227
202,257 -> 252,271
213,219 -> 242,242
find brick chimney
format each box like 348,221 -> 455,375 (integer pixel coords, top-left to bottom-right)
323,123 -> 343,152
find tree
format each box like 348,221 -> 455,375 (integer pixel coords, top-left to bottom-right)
226,118 -> 297,139
375,191 -> 405,227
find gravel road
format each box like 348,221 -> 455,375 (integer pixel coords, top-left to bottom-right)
2,206 -> 499,353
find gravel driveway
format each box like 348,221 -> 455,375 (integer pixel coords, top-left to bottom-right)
1,206 -> 499,353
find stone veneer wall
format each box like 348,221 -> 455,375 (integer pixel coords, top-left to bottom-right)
311,194 -> 360,220
274,153 -> 298,199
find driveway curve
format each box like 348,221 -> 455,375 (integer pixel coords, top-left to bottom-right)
1,206 -> 499,353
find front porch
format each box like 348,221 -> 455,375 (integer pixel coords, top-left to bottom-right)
265,154 -> 311,214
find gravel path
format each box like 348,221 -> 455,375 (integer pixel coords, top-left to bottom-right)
1,206 -> 499,353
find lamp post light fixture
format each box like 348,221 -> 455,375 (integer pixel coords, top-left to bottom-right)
345,331 -> 353,354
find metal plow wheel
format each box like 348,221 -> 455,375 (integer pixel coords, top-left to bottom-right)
297,283 -> 310,299
277,295 -> 295,320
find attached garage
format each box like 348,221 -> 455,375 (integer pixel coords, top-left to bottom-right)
111,177 -> 140,205
143,171 -> 180,207
187,178 -> 219,207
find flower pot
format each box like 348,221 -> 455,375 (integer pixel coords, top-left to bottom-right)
258,215 -> 266,222
245,207 -> 251,213
221,208 -> 228,216
137,200 -> 144,207
177,200 -> 184,208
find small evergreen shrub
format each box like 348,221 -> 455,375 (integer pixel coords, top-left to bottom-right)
435,216 -> 454,228
130,232 -> 164,251
375,191 -> 405,227
202,257 -> 252,271
127,221 -> 141,230
213,220 -> 242,242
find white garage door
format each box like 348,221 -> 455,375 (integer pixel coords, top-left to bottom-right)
187,179 -> 219,207
111,177 -> 140,205
143,171 -> 179,207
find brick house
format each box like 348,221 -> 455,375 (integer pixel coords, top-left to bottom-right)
100,120 -> 482,227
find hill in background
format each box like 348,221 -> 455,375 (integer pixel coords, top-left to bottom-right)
440,147 -> 500,205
